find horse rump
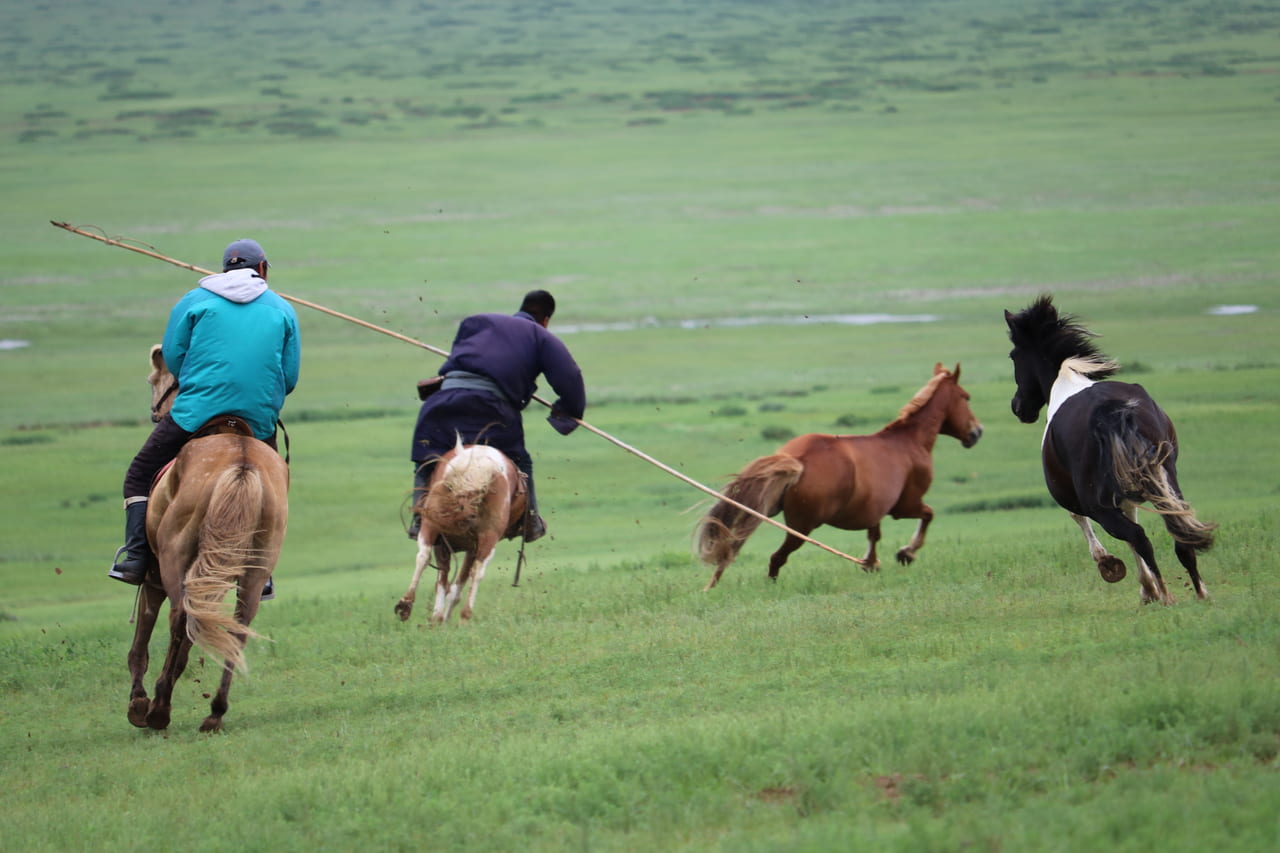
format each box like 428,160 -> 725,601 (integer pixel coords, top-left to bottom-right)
1090,397 -> 1216,553
696,453 -> 804,568
421,445 -> 511,540
182,462 -> 269,674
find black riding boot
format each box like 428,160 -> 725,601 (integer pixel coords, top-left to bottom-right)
108,499 -> 150,585
407,463 -> 433,540
522,472 -> 546,542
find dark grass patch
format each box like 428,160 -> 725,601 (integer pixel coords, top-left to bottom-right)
949,495 -> 1058,513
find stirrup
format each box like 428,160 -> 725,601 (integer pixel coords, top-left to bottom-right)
524,514 -> 547,543
108,546 -> 146,585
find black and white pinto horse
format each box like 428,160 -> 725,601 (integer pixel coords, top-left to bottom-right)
1004,295 -> 1215,605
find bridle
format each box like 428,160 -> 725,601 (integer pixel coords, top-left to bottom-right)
151,379 -> 178,423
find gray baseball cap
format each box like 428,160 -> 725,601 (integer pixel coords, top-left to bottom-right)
222,238 -> 267,270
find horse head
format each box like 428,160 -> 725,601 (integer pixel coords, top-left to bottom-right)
935,362 -> 983,448
147,344 -> 177,423
1004,333 -> 1048,424
1005,296 -> 1119,424
1005,298 -> 1060,423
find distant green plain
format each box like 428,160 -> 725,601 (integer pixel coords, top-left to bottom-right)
2,1 -> 1278,851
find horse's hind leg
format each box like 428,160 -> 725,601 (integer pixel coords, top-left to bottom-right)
1174,541 -> 1208,600
1096,506 -> 1172,605
200,580 -> 262,733
704,560 -> 729,591
147,607 -> 194,730
431,543 -> 454,624
460,539 -> 500,622
858,524 -> 882,572
1071,513 -> 1126,584
767,532 -> 808,580
1161,469 -> 1209,600
441,558 -> 473,623
396,534 -> 435,621
200,653 -> 240,733
126,582 -> 166,727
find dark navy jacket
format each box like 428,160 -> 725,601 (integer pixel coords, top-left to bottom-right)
412,311 -> 585,464
440,311 -> 584,414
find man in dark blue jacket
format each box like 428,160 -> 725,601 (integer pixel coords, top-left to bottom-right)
109,238 -> 300,586
411,290 -> 585,542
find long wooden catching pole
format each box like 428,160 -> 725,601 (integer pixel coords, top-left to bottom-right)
51,220 -> 866,568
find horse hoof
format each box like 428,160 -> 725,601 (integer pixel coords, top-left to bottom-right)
895,549 -> 915,566
199,717 -> 224,733
1098,556 -> 1127,583
394,600 -> 413,621
128,698 -> 151,728
145,708 -> 171,731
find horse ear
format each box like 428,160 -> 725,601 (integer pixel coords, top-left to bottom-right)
953,363 -> 961,380
933,361 -> 944,374
1004,309 -> 1015,329
150,344 -> 164,369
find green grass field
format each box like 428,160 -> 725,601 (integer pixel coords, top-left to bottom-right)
3,1 -> 1278,850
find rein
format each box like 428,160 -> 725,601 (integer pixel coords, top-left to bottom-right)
277,419 -> 291,465
151,381 -> 177,423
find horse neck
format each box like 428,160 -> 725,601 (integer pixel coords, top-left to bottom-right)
1045,362 -> 1096,425
883,385 -> 952,450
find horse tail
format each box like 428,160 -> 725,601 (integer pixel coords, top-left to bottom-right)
1096,400 -> 1216,552
424,446 -> 506,531
183,462 -> 266,674
696,454 -> 805,567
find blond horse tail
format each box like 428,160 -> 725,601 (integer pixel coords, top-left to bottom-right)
183,463 -> 266,674
696,454 -> 805,568
1108,435 -> 1216,553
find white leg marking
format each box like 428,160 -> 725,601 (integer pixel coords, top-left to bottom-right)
1071,513 -> 1111,564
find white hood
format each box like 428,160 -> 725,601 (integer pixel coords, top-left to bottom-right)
198,268 -> 268,304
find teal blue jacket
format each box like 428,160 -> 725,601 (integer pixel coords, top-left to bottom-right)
162,269 -> 301,439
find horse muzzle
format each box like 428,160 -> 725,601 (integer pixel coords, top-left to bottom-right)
1010,396 -> 1039,425
963,425 -> 983,448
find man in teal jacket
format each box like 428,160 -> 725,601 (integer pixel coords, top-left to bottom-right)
109,238 -> 300,586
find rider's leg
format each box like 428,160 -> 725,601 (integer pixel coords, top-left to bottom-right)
111,415 -> 190,584
407,460 -> 435,539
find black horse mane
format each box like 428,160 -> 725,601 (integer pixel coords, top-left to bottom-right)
1007,294 -> 1119,379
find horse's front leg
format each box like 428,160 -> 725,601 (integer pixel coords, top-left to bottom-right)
894,505 -> 933,566
1071,513 -> 1126,583
396,534 -> 435,622
860,524 -> 882,572
146,606 -> 193,730
127,581 -> 167,727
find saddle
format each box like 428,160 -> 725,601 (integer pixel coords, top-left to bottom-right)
148,416 -> 259,493
191,415 -> 256,440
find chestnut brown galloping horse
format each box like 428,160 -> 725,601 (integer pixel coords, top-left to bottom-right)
394,436 -> 527,624
126,345 -> 289,732
696,363 -> 982,590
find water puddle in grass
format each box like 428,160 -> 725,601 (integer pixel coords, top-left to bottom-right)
1207,305 -> 1259,316
556,313 -> 940,334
